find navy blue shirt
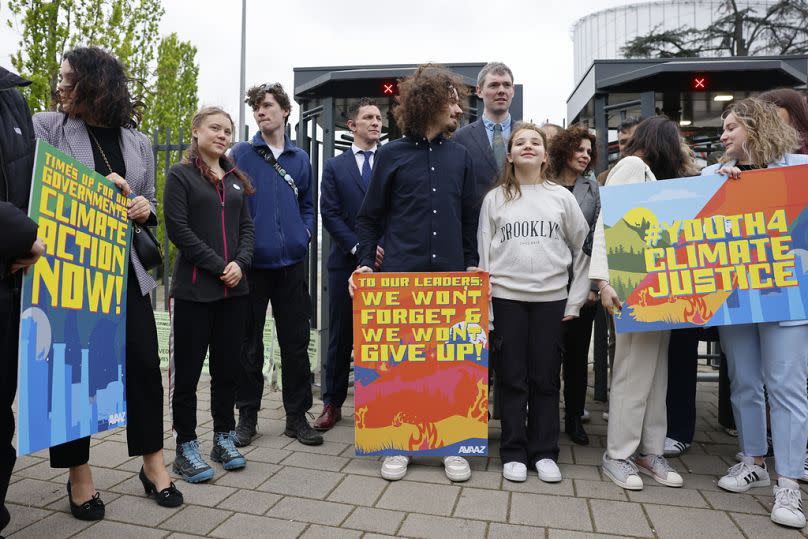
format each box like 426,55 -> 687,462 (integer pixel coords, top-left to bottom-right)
356,134 -> 479,272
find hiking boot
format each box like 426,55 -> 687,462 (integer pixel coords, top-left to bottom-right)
174,440 -> 214,483
210,431 -> 247,470
717,457 -> 770,493
234,408 -> 257,447
284,416 -> 323,446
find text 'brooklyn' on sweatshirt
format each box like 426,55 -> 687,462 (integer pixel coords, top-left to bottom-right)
477,182 -> 591,318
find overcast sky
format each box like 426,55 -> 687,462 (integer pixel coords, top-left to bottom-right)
2,0 -> 638,134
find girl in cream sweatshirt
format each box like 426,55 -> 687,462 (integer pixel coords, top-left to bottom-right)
477,122 -> 590,484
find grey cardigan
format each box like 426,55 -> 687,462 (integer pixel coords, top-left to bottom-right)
32,111 -> 157,296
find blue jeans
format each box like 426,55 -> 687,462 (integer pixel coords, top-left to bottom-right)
719,322 -> 808,478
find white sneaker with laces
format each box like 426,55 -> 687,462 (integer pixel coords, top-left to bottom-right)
663,437 -> 690,458
381,455 -> 410,481
735,451 -> 745,463
717,458 -> 770,492
602,453 -> 643,490
771,484 -> 806,528
535,458 -> 562,483
443,456 -> 471,482
635,454 -> 683,487
503,461 -> 527,482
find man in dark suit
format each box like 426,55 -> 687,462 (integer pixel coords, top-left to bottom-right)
314,98 -> 384,431
452,62 -> 515,201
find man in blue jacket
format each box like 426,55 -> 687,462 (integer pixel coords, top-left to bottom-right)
314,98 -> 384,431
230,82 -> 322,446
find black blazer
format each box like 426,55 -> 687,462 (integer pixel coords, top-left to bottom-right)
452,119 -> 500,203
320,149 -> 370,270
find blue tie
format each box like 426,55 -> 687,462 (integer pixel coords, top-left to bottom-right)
360,150 -> 373,186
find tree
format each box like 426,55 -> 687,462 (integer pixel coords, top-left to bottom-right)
7,0 -> 164,112
621,0 -> 808,59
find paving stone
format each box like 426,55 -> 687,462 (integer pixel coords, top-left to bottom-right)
104,493 -> 182,526
11,460 -> 65,481
571,446 -> 604,466
399,465 -> 453,485
487,522 -> 546,539
160,505 -> 232,535
256,466 -> 344,499
509,492 -> 592,531
279,450 -> 349,472
376,481 -> 460,516
644,504 -> 741,538
702,489 -> 768,514
678,453 -> 731,475
453,487 -> 508,521
6,511 -> 93,539
266,496 -> 352,526
626,485 -> 708,508
546,530 -> 627,539
11,455 -> 45,472
397,513 -> 487,539
172,481 -> 237,507
299,524 -> 362,538
327,474 -> 388,506
209,513 -> 306,539
318,425 -> 355,444
729,512 -> 806,538
216,489 -> 281,515
244,446 -> 292,464
589,498 -> 653,537
573,479 -> 629,501
79,520 -> 167,538
678,472 -> 722,491
165,533 -> 208,539
341,458 -> 383,477
249,434 -> 295,449
560,464 -> 601,481
87,440 -> 135,468
6,479 -> 65,508
2,503 -> 51,536
557,444 -> 574,465
460,469 -> 503,490
342,506 -> 405,535
292,440 -> 351,456
501,477 -> 575,496
212,462 -> 282,489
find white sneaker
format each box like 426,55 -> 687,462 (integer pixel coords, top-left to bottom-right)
602,453 -> 643,490
503,461 -> 527,482
602,411 -> 609,421
802,452 -> 808,482
663,437 -> 691,458
381,455 -> 410,481
535,458 -> 562,483
735,451 -> 745,463
635,454 -> 683,488
580,409 -> 591,423
443,456 -> 471,482
717,458 -> 770,492
771,484 -> 806,528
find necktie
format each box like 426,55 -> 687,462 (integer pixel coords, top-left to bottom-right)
492,124 -> 506,170
360,150 -> 373,186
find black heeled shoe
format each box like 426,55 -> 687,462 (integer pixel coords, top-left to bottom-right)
139,466 -> 183,507
66,480 -> 105,521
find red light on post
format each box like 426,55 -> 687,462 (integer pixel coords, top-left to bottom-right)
381,81 -> 396,95
692,75 -> 707,90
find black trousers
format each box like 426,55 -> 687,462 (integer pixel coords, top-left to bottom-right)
562,302 -> 597,417
50,266 -> 165,466
236,263 -> 312,419
493,297 -> 565,464
323,266 -> 353,408
0,280 -> 20,532
665,327 -> 700,444
170,295 -> 247,445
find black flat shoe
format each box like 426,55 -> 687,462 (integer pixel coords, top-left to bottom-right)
66,480 -> 104,521
565,416 -> 590,446
139,466 -> 183,507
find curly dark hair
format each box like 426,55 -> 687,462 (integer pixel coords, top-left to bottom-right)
394,64 -> 468,138
759,88 -> 808,154
60,47 -> 145,128
623,116 -> 698,179
245,82 -> 291,120
546,124 -> 597,179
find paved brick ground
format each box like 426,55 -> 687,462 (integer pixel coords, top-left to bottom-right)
6,373 -> 808,538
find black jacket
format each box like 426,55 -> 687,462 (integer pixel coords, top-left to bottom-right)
0,67 -> 37,275
164,160 -> 254,302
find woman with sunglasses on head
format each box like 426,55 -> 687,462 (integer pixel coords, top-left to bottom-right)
703,97 -> 808,529
591,116 -> 698,492
164,106 -> 255,484
546,125 -> 601,447
33,46 -> 182,520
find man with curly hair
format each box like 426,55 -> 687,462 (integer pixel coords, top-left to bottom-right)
354,64 -> 480,482
230,82 -> 322,447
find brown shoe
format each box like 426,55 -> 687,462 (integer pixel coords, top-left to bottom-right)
313,404 -> 342,431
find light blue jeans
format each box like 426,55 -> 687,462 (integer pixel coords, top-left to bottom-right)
719,322 -> 808,478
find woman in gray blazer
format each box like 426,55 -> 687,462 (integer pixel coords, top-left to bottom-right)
547,126 -> 601,447
33,47 -> 182,519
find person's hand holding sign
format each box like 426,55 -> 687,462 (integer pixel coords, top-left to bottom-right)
595,279 -> 621,315
349,266 -> 373,298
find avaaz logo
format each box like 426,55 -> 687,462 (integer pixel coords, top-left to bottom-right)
458,445 -> 486,454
